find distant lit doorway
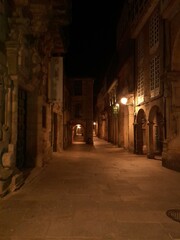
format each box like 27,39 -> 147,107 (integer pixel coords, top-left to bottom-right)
72,124 -> 85,144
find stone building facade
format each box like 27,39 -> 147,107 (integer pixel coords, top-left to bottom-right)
0,0 -> 71,197
69,77 -> 94,144
96,0 -> 180,171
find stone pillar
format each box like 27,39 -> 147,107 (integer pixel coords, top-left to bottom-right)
6,87 -> 12,130
36,95 -> 43,167
11,77 -> 18,145
147,121 -> 155,159
58,113 -> 63,151
4,76 -> 13,141
128,105 -> 134,151
162,72 -> 180,171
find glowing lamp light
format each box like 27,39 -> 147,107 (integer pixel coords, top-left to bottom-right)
120,97 -> 128,105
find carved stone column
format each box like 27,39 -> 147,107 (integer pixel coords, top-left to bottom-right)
147,120 -> 155,159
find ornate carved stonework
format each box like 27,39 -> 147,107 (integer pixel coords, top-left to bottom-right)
0,0 -> 71,197
30,4 -> 49,34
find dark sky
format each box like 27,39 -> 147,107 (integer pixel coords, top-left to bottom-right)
64,1 -> 124,94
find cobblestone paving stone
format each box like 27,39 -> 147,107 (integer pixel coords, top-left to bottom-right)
0,137 -> 180,240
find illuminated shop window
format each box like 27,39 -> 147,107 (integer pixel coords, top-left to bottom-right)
149,9 -> 159,50
150,55 -> 160,97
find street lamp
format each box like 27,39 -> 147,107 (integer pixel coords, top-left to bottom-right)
120,97 -> 128,105
120,97 -> 134,107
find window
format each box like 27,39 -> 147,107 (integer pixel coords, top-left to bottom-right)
137,33 -> 144,64
137,33 -> 144,104
149,9 -> 159,50
150,55 -> 160,97
74,80 -> 82,96
137,68 -> 144,103
74,103 -> 82,118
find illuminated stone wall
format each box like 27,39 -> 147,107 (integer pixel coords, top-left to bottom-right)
0,0 -> 71,197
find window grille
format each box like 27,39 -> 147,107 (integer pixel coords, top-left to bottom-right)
137,32 -> 144,104
150,55 -> 160,97
137,35 -> 144,62
137,68 -> 144,103
149,9 -> 159,49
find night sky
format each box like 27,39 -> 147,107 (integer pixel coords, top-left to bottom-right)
64,1 -> 124,95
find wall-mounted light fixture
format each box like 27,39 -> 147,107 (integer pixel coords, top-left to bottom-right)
120,97 -> 128,105
120,97 -> 134,106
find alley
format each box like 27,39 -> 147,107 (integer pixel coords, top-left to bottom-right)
0,137 -> 180,240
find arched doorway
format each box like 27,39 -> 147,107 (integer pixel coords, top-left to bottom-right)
135,109 -> 147,154
148,106 -> 163,158
72,124 -> 85,144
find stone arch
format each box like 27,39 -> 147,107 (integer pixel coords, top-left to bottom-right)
72,122 -> 85,143
148,105 -> 164,158
135,109 -> 147,154
172,29 -> 180,71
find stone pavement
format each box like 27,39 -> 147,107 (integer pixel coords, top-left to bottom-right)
0,137 -> 180,240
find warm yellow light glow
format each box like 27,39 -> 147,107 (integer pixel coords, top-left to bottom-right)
93,122 -> 96,125
120,97 -> 128,105
116,103 -> 119,107
77,124 -> 81,129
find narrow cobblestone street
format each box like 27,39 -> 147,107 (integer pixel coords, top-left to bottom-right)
0,137 -> 180,240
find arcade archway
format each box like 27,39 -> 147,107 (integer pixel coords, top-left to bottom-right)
135,109 -> 147,154
148,106 -> 163,158
72,124 -> 85,143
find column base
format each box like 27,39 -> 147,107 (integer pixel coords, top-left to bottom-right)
0,167 -> 24,198
162,152 -> 180,172
0,168 -> 13,197
147,152 -> 155,159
